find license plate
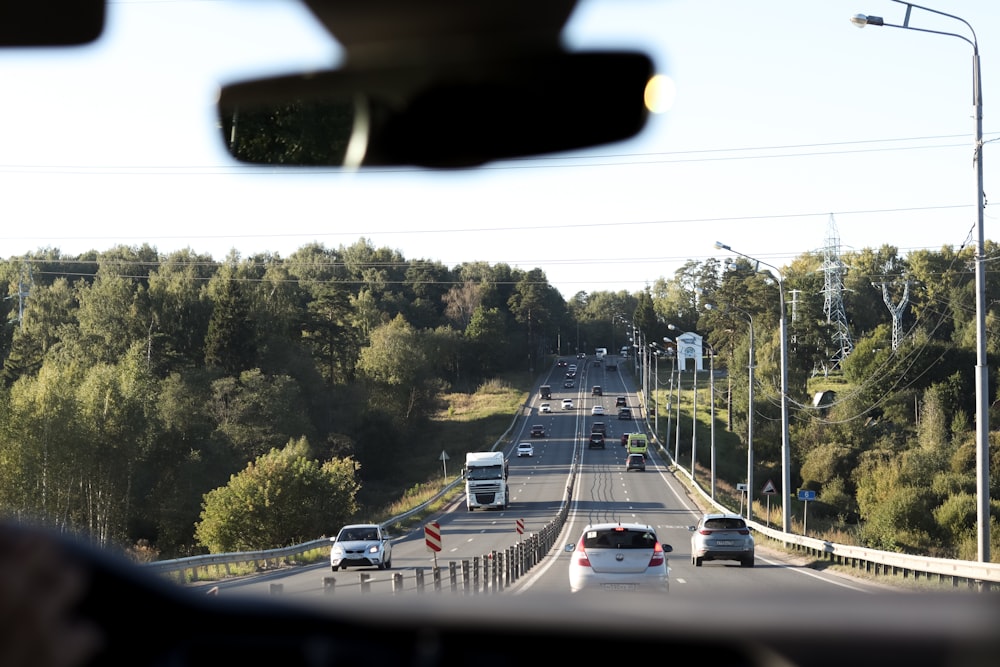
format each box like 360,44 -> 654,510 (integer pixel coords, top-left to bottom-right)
602,583 -> 637,591
715,540 -> 736,546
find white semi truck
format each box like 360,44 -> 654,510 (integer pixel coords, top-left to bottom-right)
464,451 -> 509,511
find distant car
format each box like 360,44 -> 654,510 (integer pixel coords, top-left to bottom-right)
621,433 -> 631,447
606,362 -> 618,370
577,352 -> 586,359
591,405 -> 605,416
618,407 -> 632,420
557,360 -> 568,367
626,453 -> 646,471
330,524 -> 392,571
591,422 -> 606,435
591,386 -> 602,396
615,396 -> 627,407
565,522 -> 672,593
565,371 -> 576,379
562,399 -> 574,409
563,380 -> 575,388
690,513 -> 755,568
593,359 -> 601,366
530,424 -> 546,438
540,403 -> 551,413
517,442 -> 534,457
588,433 -> 606,449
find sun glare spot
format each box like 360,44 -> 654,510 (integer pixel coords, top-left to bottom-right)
644,74 -> 676,114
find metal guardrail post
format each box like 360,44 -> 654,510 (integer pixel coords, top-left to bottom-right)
360,572 -> 371,593
416,568 -> 425,593
472,556 -> 479,594
323,577 -> 336,595
392,572 -> 404,594
449,561 -> 458,592
433,566 -> 442,592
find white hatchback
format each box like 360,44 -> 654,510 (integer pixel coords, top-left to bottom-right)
539,403 -> 551,413
562,399 -> 574,409
591,405 -> 605,416
566,523 -> 671,593
517,442 -> 534,457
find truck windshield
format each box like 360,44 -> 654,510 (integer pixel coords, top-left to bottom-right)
467,465 -> 503,480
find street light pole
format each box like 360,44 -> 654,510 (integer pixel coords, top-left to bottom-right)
851,0 -> 989,562
715,241 -> 791,534
707,341 -> 716,499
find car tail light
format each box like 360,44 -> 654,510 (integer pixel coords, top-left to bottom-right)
576,537 -> 591,567
648,543 -> 664,567
699,529 -> 713,535
738,529 -> 750,535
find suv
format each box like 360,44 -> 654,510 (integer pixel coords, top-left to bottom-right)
330,524 -> 392,571
626,453 -> 646,471
690,513 -> 755,568
530,424 -> 546,438
615,396 -> 627,407
591,421 -> 607,436
618,407 -> 632,420
588,433 -> 606,449
591,386 -> 602,396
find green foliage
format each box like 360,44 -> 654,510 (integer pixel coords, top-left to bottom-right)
194,437 -> 360,552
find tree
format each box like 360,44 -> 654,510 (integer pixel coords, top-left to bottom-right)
194,437 -> 360,552
204,257 -> 257,373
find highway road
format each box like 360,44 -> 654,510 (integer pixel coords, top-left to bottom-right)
205,355 -> 890,601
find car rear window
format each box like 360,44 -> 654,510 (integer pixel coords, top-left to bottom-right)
583,527 -> 657,549
704,517 -> 747,530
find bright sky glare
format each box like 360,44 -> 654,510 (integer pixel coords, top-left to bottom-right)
0,0 -> 997,300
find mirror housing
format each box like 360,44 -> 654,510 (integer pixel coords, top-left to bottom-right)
0,3 -> 105,46
218,51 -> 653,168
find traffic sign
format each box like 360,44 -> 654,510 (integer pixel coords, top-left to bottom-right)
424,521 -> 442,552
797,489 -> 816,501
761,479 -> 777,495
515,518 -> 525,535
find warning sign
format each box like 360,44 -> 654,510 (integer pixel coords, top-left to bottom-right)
515,518 -> 525,535
761,479 -> 777,495
425,521 -> 442,552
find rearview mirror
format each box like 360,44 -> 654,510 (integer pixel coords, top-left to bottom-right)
218,51 -> 654,168
0,2 -> 105,46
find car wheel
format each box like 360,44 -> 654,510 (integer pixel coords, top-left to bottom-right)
467,505 -> 473,511
741,556 -> 754,568
331,565 -> 338,572
694,557 -> 703,567
385,557 -> 392,569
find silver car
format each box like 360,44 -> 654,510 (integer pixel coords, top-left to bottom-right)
565,523 -> 672,593
690,513 -> 755,567
330,523 -> 393,571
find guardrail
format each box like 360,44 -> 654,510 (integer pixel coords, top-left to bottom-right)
149,378 -> 998,593
143,390 -> 574,590
637,397 -> 1000,590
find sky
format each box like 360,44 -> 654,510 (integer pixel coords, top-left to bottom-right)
0,0 -> 997,300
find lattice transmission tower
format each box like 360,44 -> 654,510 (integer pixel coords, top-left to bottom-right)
819,214 -> 853,368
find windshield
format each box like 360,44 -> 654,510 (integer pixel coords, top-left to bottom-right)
467,466 -> 504,480
0,2 -> 998,663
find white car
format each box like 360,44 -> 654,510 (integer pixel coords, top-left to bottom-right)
562,399 -> 574,409
330,524 -> 393,571
591,405 -> 605,416
539,403 -> 552,413
690,513 -> 755,567
566,522 -> 672,593
517,442 -> 534,457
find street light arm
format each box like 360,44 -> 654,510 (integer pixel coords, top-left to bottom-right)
853,1 -> 977,50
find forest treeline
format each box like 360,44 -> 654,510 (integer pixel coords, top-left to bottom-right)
0,239 -> 998,560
